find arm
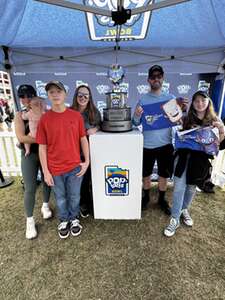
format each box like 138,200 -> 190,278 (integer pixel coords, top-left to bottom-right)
132,102 -> 143,126
211,120 -> 224,142
86,109 -> 102,135
14,112 -> 36,144
39,144 -> 54,186
77,136 -> 90,177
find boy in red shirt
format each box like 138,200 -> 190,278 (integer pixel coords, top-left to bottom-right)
36,81 -> 89,239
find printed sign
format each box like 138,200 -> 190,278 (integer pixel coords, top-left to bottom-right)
105,165 -> 129,196
84,0 -> 152,41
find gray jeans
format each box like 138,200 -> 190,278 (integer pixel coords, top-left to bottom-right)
21,150 -> 51,217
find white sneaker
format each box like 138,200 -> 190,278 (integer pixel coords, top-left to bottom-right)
70,219 -> 82,236
181,209 -> 193,226
164,218 -> 180,237
41,205 -> 52,220
26,217 -> 37,239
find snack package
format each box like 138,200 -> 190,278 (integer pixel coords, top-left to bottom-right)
162,98 -> 182,123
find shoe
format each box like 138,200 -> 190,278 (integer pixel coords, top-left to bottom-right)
164,218 -> 180,237
80,207 -> 90,218
58,221 -> 70,239
41,205 -> 52,220
70,219 -> 82,237
158,199 -> 171,215
181,209 -> 193,226
26,217 -> 37,239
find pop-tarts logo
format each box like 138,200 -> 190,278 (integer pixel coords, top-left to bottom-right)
105,165 -> 129,196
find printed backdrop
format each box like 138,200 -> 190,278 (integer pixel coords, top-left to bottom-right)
12,71 -> 216,114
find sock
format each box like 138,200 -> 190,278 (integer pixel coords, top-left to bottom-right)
27,216 -> 34,223
142,189 -> 150,202
42,202 -> 49,208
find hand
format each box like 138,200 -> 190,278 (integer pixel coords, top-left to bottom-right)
212,121 -> 224,130
77,161 -> 89,177
87,127 -> 98,136
44,171 -> 54,186
134,105 -> 143,117
176,97 -> 189,112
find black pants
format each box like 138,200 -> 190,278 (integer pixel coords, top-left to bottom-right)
80,166 -> 93,213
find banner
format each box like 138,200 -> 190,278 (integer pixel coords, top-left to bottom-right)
141,99 -> 182,130
175,126 -> 220,156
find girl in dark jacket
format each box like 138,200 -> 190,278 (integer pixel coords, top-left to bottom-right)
164,91 -> 224,237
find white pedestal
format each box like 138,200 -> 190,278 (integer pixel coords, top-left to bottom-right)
89,130 -> 143,219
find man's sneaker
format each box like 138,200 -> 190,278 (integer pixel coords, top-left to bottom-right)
181,209 -> 193,227
70,219 -> 82,236
58,221 -> 70,239
164,218 -> 180,237
41,205 -> 53,220
158,199 -> 171,215
26,217 -> 37,240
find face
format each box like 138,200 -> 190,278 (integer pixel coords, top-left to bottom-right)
47,86 -> 66,105
30,98 -> 44,110
76,87 -> 90,109
19,95 -> 32,108
148,72 -> 163,90
193,95 -> 209,114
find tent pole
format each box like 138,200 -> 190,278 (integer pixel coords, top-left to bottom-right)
218,75 -> 225,118
0,46 -> 15,188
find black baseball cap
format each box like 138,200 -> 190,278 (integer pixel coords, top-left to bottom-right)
17,85 -> 37,98
148,65 -> 164,78
45,81 -> 66,92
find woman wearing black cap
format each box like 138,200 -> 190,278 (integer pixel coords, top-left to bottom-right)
15,85 -> 52,239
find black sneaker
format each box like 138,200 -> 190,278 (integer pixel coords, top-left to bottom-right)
158,199 -> 171,215
80,207 -> 90,218
70,219 -> 82,236
58,221 -> 70,239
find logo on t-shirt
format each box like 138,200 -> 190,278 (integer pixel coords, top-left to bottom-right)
105,165 -> 129,196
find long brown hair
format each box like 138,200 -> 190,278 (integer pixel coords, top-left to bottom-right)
183,91 -> 217,130
71,85 -> 97,125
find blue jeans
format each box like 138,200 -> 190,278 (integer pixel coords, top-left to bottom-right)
52,166 -> 83,222
171,161 -> 196,221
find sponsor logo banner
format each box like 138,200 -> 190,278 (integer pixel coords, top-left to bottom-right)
105,165 -> 129,196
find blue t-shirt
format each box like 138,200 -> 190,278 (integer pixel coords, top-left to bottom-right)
132,92 -> 175,149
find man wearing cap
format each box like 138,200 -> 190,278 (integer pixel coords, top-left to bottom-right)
15,84 -> 52,239
133,65 -> 187,214
36,81 -> 89,239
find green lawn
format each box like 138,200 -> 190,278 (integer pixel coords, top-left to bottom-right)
0,178 -> 225,300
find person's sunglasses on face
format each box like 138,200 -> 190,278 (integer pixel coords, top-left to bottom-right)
77,92 -> 89,100
19,95 -> 32,99
149,74 -> 163,80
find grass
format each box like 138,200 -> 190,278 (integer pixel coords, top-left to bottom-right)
0,178 -> 225,300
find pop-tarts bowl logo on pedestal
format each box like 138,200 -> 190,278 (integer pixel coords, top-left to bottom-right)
105,165 -> 129,196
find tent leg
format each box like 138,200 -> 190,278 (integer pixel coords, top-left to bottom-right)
0,169 -> 14,188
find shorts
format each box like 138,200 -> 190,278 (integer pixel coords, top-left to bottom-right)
143,144 -> 174,178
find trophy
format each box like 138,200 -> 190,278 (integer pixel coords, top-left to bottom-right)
101,64 -> 132,132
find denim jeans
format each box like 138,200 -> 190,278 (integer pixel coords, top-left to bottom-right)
171,160 -> 196,220
52,166 -> 83,222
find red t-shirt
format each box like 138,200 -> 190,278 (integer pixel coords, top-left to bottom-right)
36,108 -> 86,176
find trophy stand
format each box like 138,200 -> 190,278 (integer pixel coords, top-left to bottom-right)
101,65 -> 132,132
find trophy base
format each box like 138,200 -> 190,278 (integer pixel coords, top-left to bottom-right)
103,107 -> 131,121
101,120 -> 132,133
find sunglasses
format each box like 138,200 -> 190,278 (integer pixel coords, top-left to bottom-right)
77,92 -> 89,100
19,95 -> 33,99
149,74 -> 163,80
